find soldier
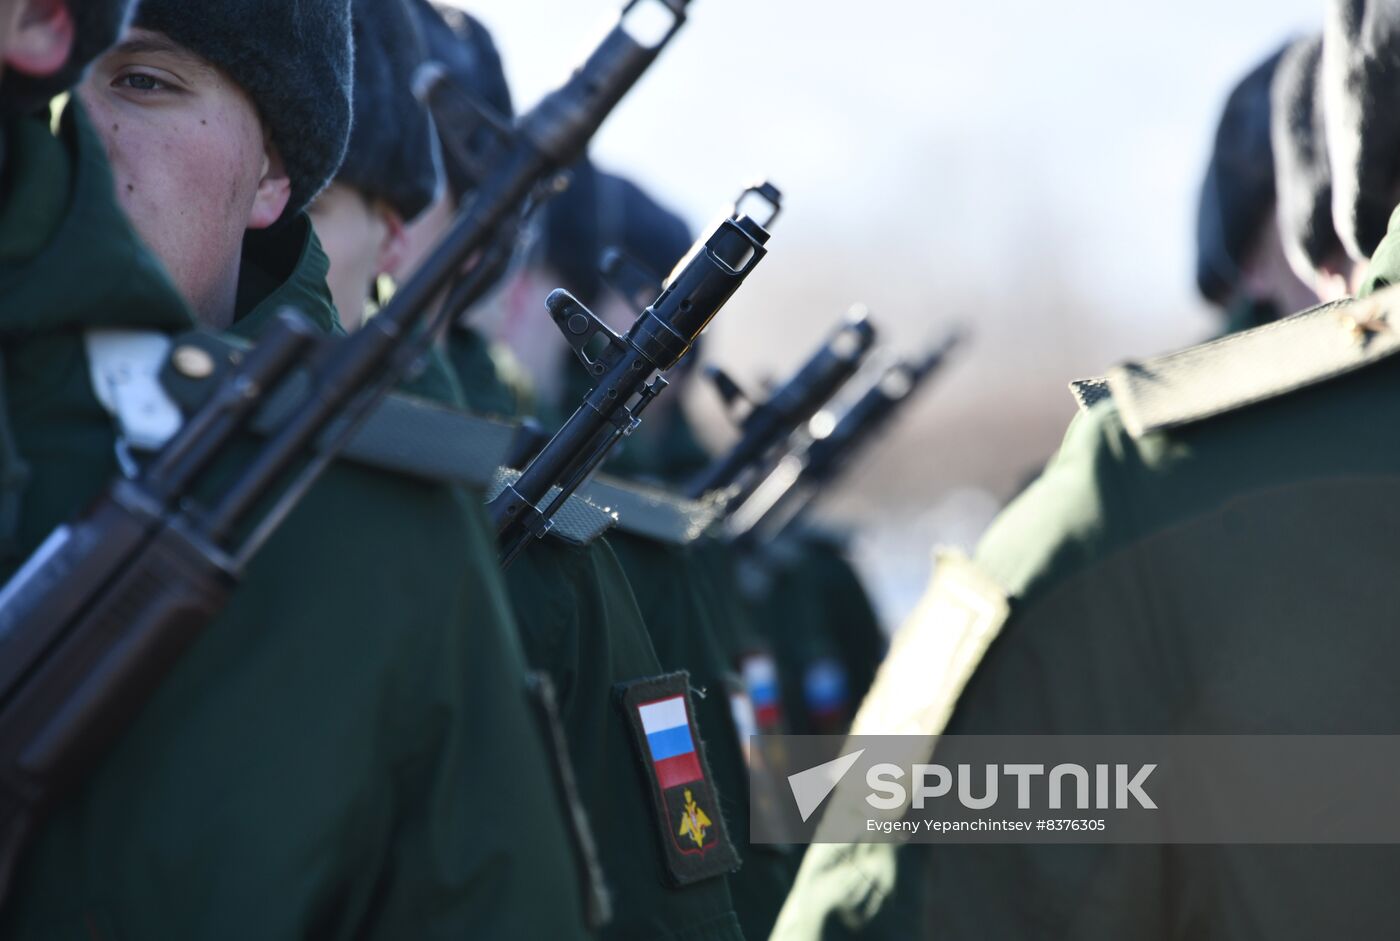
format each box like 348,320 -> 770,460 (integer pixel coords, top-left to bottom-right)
779,2 -> 1400,938
306,0 -> 471,417
308,0 -> 442,332
398,7 -> 753,939
0,0 -> 589,936
1195,44 -> 1315,334
750,528 -> 884,737
529,156 -> 826,940
525,157 -> 710,467
398,0 -> 531,419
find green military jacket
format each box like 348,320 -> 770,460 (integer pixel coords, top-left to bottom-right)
503,525 -> 745,941
795,534 -> 885,712
916,290 -> 1400,938
446,328 -> 746,939
0,105 -> 587,940
1360,204 -> 1400,298
749,533 -> 881,738
1217,296 -> 1281,336
445,325 -> 531,419
569,380 -> 799,939
609,532 -> 803,941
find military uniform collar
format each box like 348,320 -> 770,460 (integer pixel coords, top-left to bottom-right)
0,112 -> 69,264
230,213 -> 341,340
0,100 -> 192,337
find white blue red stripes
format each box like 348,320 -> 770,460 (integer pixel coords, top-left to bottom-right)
638,695 -> 703,789
742,654 -> 782,728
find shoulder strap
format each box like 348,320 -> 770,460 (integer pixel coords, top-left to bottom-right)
577,475 -> 725,546
1105,295 -> 1400,438
86,328 -> 516,489
485,467 -> 617,547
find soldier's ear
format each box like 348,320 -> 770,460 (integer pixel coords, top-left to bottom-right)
6,0 -> 75,78
248,138 -> 291,231
374,204 -> 409,283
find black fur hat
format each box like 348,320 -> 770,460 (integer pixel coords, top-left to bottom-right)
2,0 -> 136,115
1272,35 -> 1344,284
335,0 -> 441,222
1195,45 -> 1288,304
1323,0 -> 1400,260
540,158 -> 692,308
410,0 -> 514,202
133,0 -> 354,221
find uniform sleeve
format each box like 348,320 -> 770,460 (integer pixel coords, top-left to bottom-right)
360,499 -> 590,940
922,403 -> 1175,939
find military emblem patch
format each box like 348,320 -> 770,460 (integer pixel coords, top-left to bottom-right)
677,788 -> 713,847
617,672 -> 740,886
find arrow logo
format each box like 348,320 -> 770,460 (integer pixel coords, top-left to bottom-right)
787,748 -> 866,822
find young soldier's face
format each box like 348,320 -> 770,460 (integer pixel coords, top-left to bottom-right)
0,0 -> 74,87
77,29 -> 290,327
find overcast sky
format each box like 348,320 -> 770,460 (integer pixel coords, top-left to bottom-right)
451,0 -> 1320,322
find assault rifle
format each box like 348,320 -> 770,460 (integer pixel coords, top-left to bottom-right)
489,195 -> 774,566
0,0 -> 691,901
687,307 -> 878,500
725,331 -> 964,543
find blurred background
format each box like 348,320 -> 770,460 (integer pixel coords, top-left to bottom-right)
447,0 -> 1321,627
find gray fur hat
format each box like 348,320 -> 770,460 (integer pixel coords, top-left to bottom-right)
133,0 -> 354,222
2,0 -> 137,115
1195,45 -> 1287,304
1272,35 -> 1344,284
1323,0 -> 1400,260
335,0 -> 441,222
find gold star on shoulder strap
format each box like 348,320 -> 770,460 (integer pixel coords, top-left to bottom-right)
1336,302 -> 1391,347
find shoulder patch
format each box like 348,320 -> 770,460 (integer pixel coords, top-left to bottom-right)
724,667 -> 797,855
1106,294 -> 1400,438
739,647 -> 786,735
1068,376 -> 1112,413
723,671 -> 758,767
616,672 -> 740,886
578,475 -> 724,546
849,549 -> 1010,737
85,330 -> 183,453
802,656 -> 850,734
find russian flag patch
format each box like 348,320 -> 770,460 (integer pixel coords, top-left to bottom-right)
803,656 -> 850,732
741,651 -> 785,733
618,672 -> 739,886
639,695 -> 704,789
